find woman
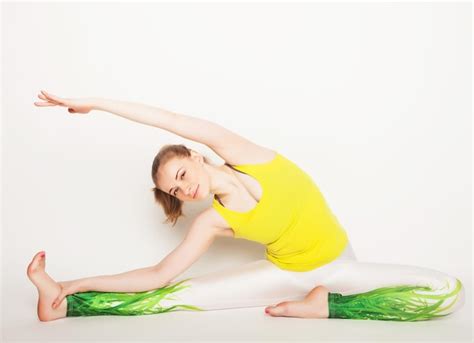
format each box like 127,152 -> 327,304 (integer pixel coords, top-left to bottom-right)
28,90 -> 465,322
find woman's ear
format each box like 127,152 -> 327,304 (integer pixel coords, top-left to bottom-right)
190,150 -> 204,164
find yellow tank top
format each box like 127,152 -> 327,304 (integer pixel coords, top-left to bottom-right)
212,151 -> 349,272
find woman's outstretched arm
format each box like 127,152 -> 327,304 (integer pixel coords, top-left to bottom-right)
92,97 -> 256,151
36,90 -> 274,167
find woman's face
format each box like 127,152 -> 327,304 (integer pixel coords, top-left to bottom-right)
156,154 -> 208,201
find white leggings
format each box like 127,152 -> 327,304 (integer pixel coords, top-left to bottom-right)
65,242 -> 465,321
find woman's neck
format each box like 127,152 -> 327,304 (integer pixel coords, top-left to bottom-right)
205,163 -> 240,200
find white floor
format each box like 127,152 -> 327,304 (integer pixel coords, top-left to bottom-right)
3,272 -> 472,342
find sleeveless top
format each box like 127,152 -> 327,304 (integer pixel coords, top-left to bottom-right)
212,152 -> 349,272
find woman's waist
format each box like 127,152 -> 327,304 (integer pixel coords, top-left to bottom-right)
266,220 -> 349,258
265,235 -> 350,271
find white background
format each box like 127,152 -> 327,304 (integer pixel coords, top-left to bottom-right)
2,1 -> 472,341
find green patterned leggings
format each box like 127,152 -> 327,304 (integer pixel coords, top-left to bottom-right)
65,244 -> 465,321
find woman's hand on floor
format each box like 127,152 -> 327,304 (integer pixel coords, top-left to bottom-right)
34,90 -> 94,114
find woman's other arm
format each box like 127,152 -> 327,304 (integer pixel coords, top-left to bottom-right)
77,212 -> 218,293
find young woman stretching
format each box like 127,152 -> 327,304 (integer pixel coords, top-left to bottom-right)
29,90 -> 465,322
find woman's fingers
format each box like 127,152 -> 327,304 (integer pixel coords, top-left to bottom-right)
52,287 -> 69,309
52,295 -> 62,309
35,90 -> 92,114
41,90 -> 65,105
36,92 -> 59,106
52,289 -> 62,308
36,93 -> 59,107
37,93 -> 49,101
34,101 -> 56,107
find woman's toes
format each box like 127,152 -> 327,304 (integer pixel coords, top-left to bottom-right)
265,301 -> 306,317
27,251 -> 46,279
265,302 -> 288,316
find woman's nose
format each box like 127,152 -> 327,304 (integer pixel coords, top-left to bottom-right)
186,185 -> 193,196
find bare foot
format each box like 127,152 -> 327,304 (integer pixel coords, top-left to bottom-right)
26,251 -> 68,321
265,285 -> 330,318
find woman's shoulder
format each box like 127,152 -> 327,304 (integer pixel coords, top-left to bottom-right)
196,207 -> 235,238
214,143 -> 277,168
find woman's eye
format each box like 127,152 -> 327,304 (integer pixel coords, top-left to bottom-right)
173,172 -> 186,196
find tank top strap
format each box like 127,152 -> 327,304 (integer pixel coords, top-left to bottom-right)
226,152 -> 281,175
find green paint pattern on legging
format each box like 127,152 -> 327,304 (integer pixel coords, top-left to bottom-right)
328,278 -> 463,321
66,278 -> 204,316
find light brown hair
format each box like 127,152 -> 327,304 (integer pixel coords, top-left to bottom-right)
151,144 -> 212,227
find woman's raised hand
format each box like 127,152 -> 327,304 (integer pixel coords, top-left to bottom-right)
34,90 -> 94,114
